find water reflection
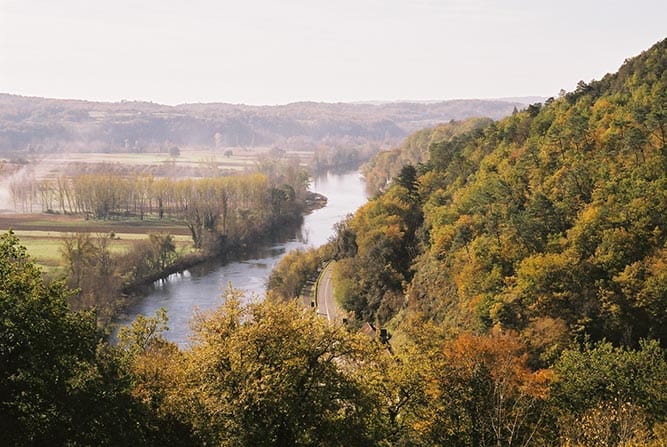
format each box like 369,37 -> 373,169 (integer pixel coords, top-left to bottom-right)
116,170 -> 368,346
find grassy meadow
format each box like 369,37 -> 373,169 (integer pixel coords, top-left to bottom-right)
1,215 -> 194,273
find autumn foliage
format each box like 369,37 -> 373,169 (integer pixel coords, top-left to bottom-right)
3,38 -> 667,446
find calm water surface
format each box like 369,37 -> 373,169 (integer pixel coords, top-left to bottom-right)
116,170 -> 369,346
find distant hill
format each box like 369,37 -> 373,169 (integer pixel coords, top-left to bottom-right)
0,95 -> 535,156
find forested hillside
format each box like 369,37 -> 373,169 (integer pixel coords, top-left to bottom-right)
266,38 -> 667,446
362,117 -> 492,194
334,37 -> 667,348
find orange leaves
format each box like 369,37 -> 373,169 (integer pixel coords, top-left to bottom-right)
444,331 -> 553,401
405,330 -> 554,445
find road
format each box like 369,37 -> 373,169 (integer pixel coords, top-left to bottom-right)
315,262 -> 339,322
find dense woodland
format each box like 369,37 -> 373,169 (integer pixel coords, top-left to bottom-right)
362,117 -> 493,194
2,39 -> 667,446
330,38 -> 667,346
271,38 -> 667,444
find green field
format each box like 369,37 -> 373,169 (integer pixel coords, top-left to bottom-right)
15,231 -> 193,273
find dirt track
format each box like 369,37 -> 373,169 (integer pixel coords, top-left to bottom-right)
0,214 -> 190,235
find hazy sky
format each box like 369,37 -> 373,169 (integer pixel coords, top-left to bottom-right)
1,0 -> 665,105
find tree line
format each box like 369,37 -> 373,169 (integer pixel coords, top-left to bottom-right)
32,161 -> 311,323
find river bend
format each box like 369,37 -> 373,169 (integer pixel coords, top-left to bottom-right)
117,170 -> 368,346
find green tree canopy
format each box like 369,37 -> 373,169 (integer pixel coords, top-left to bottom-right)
0,231 -> 147,445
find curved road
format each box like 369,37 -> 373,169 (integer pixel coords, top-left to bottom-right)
316,262 -> 339,322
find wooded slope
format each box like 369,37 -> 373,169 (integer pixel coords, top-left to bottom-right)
335,38 -> 667,351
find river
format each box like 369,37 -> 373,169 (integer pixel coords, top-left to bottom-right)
116,170 -> 369,346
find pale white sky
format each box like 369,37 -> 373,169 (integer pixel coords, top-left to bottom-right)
1,0 -> 665,105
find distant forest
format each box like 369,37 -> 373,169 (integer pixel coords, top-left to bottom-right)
0,94 -> 535,155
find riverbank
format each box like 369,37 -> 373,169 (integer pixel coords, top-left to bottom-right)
117,170 -> 369,345
303,191 -> 328,214
115,192 -> 328,319
0,191 -> 327,328
120,210 -> 311,295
